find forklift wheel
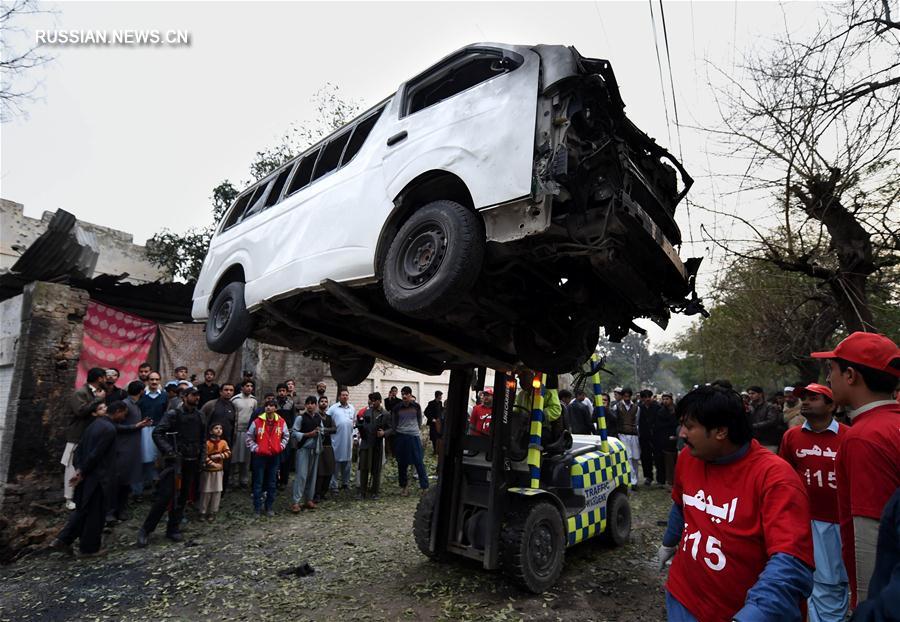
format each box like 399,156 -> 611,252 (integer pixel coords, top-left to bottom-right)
413,486 -> 443,560
600,490 -> 632,547
501,502 -> 565,593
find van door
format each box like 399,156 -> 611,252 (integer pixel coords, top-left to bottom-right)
382,45 -> 540,209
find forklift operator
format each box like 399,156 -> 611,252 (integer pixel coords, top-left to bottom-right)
514,372 -> 565,451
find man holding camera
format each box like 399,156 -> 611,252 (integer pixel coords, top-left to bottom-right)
136,387 -> 206,547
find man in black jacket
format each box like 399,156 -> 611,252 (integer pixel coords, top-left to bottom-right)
109,381 -> 151,522
200,383 -> 236,490
747,385 -> 784,450
423,391 -> 444,455
639,390 -> 661,485
49,400 -> 126,555
560,389 -> 595,435
137,387 -> 206,547
654,392 -> 679,486
62,367 -> 107,510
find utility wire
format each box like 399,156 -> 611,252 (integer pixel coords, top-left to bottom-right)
648,0 -> 673,149
658,0 -> 683,161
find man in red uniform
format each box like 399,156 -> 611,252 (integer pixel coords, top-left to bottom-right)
657,385 -> 814,621
469,388 -> 493,437
810,332 -> 900,608
779,383 -> 848,621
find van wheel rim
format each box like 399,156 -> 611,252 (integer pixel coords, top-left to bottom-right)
399,223 -> 447,288
214,299 -> 233,332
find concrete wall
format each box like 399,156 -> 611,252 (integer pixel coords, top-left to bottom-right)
0,294 -> 24,505
0,198 -> 166,284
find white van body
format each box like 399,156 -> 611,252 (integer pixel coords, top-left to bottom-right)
193,45 -> 539,318
192,43 -> 703,380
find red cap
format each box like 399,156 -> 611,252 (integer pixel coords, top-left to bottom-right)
483,387 -> 494,395
794,383 -> 833,401
810,332 -> 900,378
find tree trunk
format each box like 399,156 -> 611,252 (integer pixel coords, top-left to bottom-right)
828,273 -> 874,333
791,170 -> 878,332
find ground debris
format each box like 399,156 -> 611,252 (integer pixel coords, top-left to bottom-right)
0,457 -> 671,621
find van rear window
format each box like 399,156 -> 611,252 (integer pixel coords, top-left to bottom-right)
405,50 -> 520,115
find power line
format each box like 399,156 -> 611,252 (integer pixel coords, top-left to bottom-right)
658,0 -> 683,161
647,0 -> 673,149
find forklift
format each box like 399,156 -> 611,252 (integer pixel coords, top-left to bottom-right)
414,360 -> 633,593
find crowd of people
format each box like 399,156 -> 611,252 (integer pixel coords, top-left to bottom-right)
45,331 -> 900,622
656,332 -> 899,622
50,366 -> 437,554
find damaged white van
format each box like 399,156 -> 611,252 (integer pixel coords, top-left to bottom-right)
192,43 -> 704,384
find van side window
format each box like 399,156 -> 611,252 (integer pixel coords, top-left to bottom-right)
242,182 -> 271,220
341,107 -> 384,166
405,50 -> 520,115
264,167 -> 291,208
221,191 -> 253,231
312,130 -> 352,182
286,151 -> 318,197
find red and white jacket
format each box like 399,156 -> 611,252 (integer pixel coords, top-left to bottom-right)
246,413 -> 289,457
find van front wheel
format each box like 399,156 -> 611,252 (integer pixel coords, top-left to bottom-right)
383,200 -> 484,318
206,281 -> 252,354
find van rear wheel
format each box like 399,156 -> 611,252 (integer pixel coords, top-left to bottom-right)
383,200 -> 484,318
206,282 -> 252,354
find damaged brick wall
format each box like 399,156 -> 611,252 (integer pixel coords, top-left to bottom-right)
0,282 -> 89,562
3,282 -> 89,481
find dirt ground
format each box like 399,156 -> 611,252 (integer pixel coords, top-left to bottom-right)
0,457 -> 672,622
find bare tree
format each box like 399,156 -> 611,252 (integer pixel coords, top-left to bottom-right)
704,0 -> 900,332
0,0 -> 53,122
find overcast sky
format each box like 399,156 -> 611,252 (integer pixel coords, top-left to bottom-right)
1,1 -> 825,347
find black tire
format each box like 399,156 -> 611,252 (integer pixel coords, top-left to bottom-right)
513,319 -> 599,374
413,485 -> 443,560
501,502 -> 566,593
382,200 -> 484,318
329,355 -> 376,387
600,490 -> 631,547
206,282 -> 253,354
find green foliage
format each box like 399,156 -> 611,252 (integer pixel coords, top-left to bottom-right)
146,84 -> 361,281
667,254 -> 899,392
597,332 -> 660,390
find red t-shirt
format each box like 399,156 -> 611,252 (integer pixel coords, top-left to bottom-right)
667,440 -> 814,622
469,404 -> 492,436
835,401 -> 900,606
778,421 -> 847,523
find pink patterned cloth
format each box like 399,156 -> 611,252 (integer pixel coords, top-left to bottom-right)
76,301 -> 157,387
